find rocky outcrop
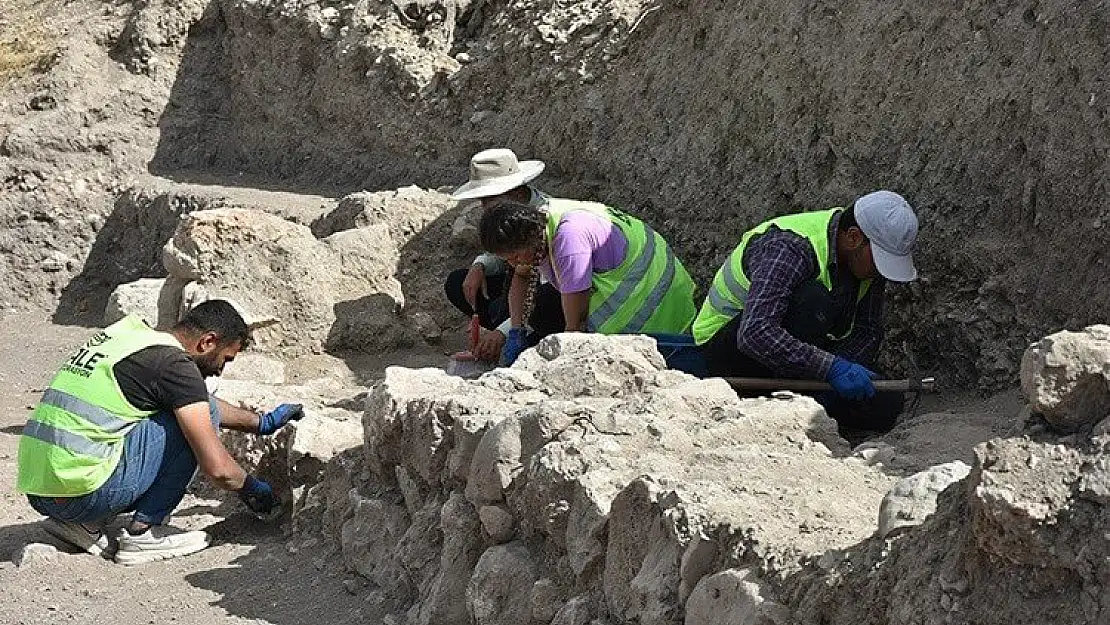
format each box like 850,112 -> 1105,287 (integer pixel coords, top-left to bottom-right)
294,333 -> 893,624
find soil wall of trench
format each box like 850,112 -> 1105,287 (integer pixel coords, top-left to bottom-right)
149,0 -> 1110,390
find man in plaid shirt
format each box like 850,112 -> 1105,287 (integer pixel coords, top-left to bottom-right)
694,191 -> 919,433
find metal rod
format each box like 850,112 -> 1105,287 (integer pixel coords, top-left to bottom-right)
723,377 -> 936,393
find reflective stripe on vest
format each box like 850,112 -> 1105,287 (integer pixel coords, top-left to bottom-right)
41,388 -> 133,434
16,315 -> 183,497
586,221 -> 657,331
544,199 -> 696,335
623,231 -> 678,332
692,208 -> 870,345
22,420 -> 115,459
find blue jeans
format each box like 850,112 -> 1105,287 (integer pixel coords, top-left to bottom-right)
29,398 -> 222,526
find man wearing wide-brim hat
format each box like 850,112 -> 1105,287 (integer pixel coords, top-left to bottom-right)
443,149 -> 566,362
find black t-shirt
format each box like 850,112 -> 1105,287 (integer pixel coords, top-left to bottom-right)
112,345 -> 210,413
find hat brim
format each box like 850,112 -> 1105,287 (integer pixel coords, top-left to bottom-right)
871,245 -> 917,282
451,160 -> 545,200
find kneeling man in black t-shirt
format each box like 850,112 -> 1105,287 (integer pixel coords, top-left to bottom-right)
16,300 -> 302,565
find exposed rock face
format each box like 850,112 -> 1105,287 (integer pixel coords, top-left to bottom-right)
1021,326 -> 1110,432
296,333 -> 893,625
877,461 -> 971,538
784,433 -> 1110,625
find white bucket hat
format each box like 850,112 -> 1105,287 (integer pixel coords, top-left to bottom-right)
451,148 -> 545,200
853,190 -> 919,282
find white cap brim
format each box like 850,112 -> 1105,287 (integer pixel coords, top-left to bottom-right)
450,160 -> 545,200
871,245 -> 917,282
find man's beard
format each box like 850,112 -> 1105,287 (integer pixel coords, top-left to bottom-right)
192,353 -> 223,378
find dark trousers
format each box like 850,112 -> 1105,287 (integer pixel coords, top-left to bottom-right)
444,268 -> 566,347
701,281 -> 903,433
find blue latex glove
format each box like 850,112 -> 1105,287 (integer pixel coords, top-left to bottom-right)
500,327 -> 527,366
257,403 -> 304,435
238,474 -> 280,519
825,357 -> 877,400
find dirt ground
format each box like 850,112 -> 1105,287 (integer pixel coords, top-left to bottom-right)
0,313 -> 384,625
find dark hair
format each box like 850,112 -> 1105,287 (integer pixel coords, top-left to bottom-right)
173,300 -> 252,348
838,203 -> 865,237
478,201 -> 547,255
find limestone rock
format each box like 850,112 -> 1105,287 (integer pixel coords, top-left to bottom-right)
104,278 -> 177,328
466,417 -> 523,506
340,494 -> 411,593
531,578 -> 564,623
310,186 -> 451,243
418,493 -> 483,625
604,478 -> 684,625
516,333 -> 668,398
969,438 -> 1086,569
684,568 -> 790,625
551,595 -> 595,625
466,543 -> 539,625
222,353 -> 286,385
478,505 -> 515,543
287,414 -> 363,486
13,543 -> 60,567
878,461 -> 971,537
1020,326 -> 1110,431
165,208 -> 406,356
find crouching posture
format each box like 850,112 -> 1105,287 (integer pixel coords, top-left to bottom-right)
478,199 -> 697,363
694,191 -> 920,433
17,301 -> 302,564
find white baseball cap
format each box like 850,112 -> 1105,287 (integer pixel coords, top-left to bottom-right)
853,190 -> 918,282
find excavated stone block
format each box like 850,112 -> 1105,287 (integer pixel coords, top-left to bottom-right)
1021,326 -> 1110,431
878,461 -> 971,537
165,208 -> 407,357
104,278 -> 176,328
221,353 -> 286,385
532,578 -> 565,623
551,595 -> 595,625
478,505 -> 515,544
418,493 -> 483,625
466,543 -> 539,625
684,568 -> 790,625
515,333 -> 668,398
340,494 -> 411,589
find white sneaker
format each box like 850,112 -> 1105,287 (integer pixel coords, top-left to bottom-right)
40,518 -> 110,557
113,526 -> 210,565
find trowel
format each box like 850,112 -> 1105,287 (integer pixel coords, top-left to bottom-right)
446,315 -> 493,378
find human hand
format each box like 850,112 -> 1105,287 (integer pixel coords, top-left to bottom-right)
257,403 -> 304,435
500,327 -> 527,366
825,357 -> 877,400
473,329 -> 506,362
463,263 -> 488,310
238,475 -> 281,520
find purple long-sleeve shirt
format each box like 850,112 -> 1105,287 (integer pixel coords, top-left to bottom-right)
735,213 -> 886,379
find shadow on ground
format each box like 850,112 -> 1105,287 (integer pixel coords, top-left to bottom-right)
52,191 -> 188,326
184,531 -> 381,625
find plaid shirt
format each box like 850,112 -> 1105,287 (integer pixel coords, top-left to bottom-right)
734,213 -> 886,379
